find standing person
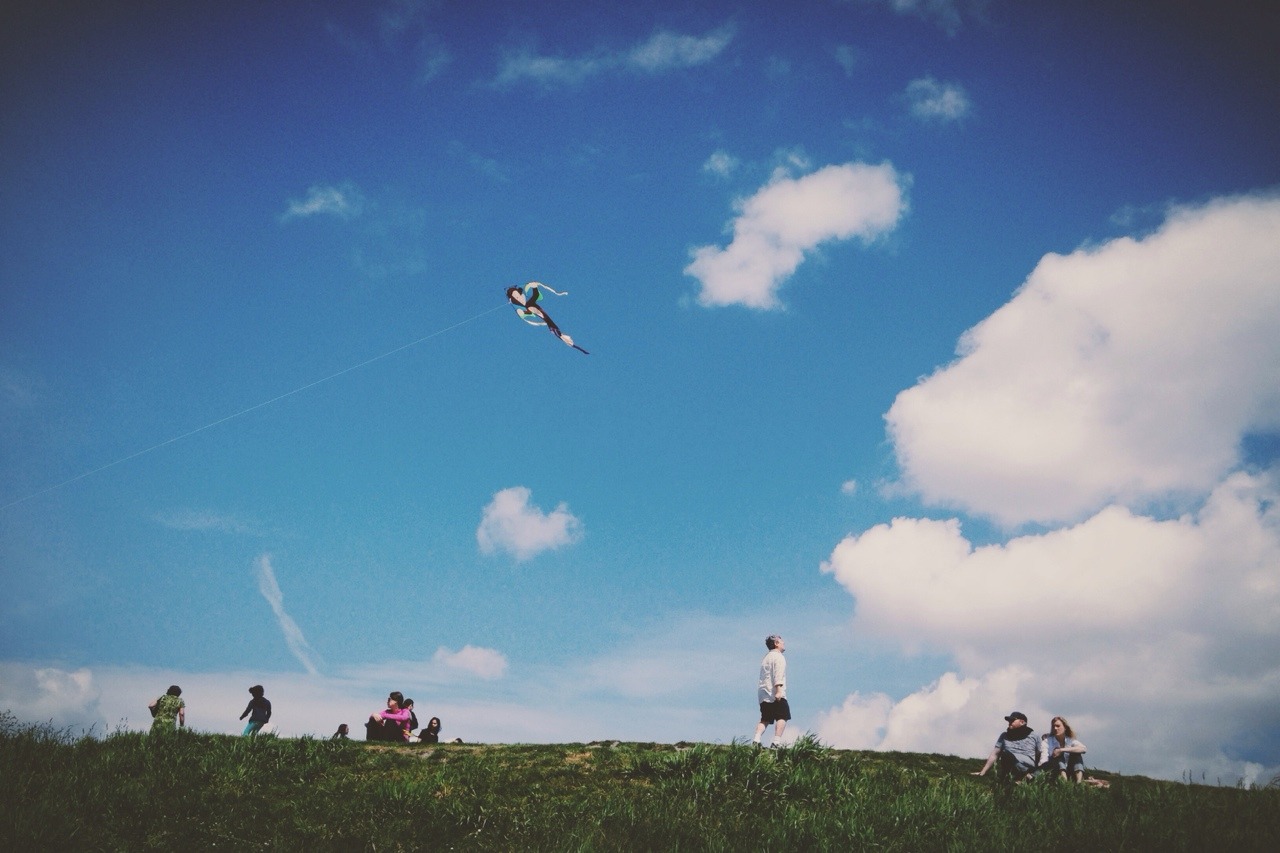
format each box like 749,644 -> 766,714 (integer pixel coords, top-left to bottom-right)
972,711 -> 1042,781
239,684 -> 272,736
1039,716 -> 1087,782
753,635 -> 790,748
366,691 -> 411,742
148,685 -> 185,734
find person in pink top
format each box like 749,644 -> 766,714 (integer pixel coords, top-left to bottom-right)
366,691 -> 411,741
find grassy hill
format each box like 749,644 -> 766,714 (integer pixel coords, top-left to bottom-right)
3,713 -> 1278,851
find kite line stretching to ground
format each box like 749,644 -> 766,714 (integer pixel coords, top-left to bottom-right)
0,304 -> 506,511
506,282 -> 589,354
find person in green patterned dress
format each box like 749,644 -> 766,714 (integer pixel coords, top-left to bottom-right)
149,685 -> 186,734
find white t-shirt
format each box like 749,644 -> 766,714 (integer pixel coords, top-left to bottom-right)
757,649 -> 787,703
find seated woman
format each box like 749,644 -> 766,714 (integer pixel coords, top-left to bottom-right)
1039,716 -> 1087,782
421,716 -> 442,744
366,691 -> 412,742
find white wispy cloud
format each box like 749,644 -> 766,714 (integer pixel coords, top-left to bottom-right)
432,645 -> 509,680
281,183 -> 365,221
476,486 -> 583,562
701,150 -> 739,179
494,25 -> 733,87
833,44 -> 859,77
255,555 -> 323,675
854,0 -> 986,35
627,27 -> 735,72
0,366 -> 42,409
905,77 -> 971,122
685,161 -> 908,309
153,509 -> 257,535
886,194 -> 1280,526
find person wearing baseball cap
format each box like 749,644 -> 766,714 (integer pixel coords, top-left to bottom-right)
972,711 -> 1042,781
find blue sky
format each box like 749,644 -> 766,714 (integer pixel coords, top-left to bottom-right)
2,0 -> 1278,783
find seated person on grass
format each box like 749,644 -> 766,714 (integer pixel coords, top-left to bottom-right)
972,711 -> 1042,782
1039,715 -> 1087,782
366,691 -> 411,742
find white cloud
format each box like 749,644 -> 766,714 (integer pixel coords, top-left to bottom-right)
476,486 -> 583,561
815,668 -> 1026,755
255,555 -> 324,675
819,470 -> 1280,781
685,162 -> 907,309
432,645 -> 508,680
494,25 -> 732,87
627,27 -> 735,72
855,0 -> 985,35
905,77 -> 971,122
887,194 -> 1280,525
701,150 -> 739,179
153,509 -> 257,535
0,663 -> 101,732
841,479 -> 859,495
281,183 -> 364,221
833,44 -> 859,77
0,366 -> 42,409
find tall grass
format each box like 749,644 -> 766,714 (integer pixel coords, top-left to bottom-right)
3,714 -> 1278,851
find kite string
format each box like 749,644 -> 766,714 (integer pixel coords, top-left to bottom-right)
1,303 -> 507,511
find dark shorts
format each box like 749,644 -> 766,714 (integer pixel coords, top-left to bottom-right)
759,699 -> 792,724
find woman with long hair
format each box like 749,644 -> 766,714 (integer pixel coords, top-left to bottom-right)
1040,715 -> 1087,782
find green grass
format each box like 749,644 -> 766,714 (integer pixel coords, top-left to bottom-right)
3,713 -> 1278,851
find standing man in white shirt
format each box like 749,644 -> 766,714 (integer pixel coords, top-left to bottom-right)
753,634 -> 790,748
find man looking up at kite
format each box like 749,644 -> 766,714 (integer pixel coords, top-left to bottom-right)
506,282 -> 589,354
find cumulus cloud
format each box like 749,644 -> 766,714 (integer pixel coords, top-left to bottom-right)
819,192 -> 1280,782
255,555 -> 323,675
281,183 -> 365,221
685,162 -> 907,309
432,645 -> 508,680
820,468 -> 1280,782
887,194 -> 1280,526
476,486 -> 583,561
494,25 -> 733,86
905,77 -> 971,122
0,663 -> 101,731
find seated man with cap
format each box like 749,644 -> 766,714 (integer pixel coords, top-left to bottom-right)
972,711 -> 1043,781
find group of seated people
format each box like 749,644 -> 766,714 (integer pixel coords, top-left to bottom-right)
363,691 -> 443,743
972,711 -> 1088,782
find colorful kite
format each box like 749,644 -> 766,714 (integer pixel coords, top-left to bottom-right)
506,282 -> 589,354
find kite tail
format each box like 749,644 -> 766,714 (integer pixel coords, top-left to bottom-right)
559,334 -> 589,355
535,284 -> 569,297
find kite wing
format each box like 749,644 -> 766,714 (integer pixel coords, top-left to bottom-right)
514,306 -> 547,326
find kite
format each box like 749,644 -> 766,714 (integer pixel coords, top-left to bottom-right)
506,282 -> 589,354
